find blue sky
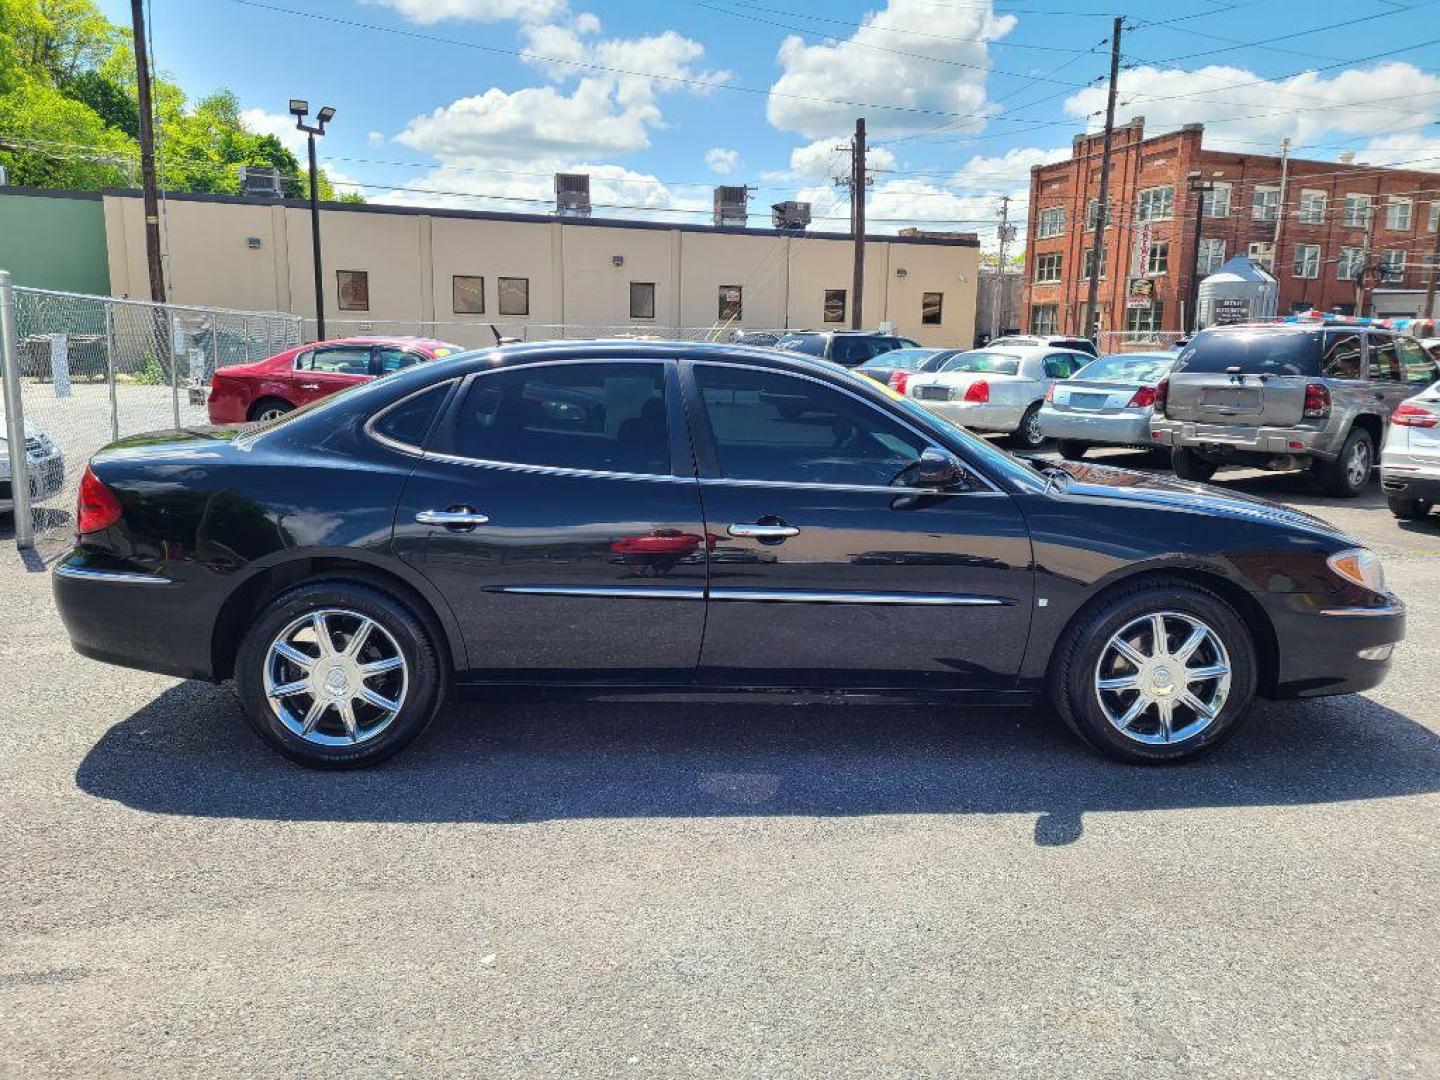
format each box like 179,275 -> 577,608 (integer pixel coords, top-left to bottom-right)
99,0 -> 1440,246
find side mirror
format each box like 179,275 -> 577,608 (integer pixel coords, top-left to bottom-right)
915,447 -> 967,489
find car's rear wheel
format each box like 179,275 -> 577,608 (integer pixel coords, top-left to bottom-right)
1171,446 -> 1218,482
1011,403 -> 1046,450
248,397 -> 294,422
1312,427 -> 1374,498
1387,494 -> 1434,520
1049,579 -> 1257,764
235,581 -> 444,768
1057,440 -> 1088,461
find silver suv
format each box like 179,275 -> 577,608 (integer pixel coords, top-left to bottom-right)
1151,323 -> 1439,497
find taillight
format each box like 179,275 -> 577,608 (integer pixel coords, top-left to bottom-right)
964,380 -> 990,403
1044,384 -> 1056,402
1303,382 -> 1331,420
889,371 -> 910,394
1153,377 -> 1169,414
1392,401 -> 1440,428
1127,385 -> 1157,409
76,465 -> 122,535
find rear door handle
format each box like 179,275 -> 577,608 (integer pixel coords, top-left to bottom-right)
416,508 -> 490,529
728,522 -> 800,539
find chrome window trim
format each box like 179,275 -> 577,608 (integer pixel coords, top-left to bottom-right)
709,588 -> 1010,606
698,476 -> 1007,497
363,377 -> 464,457
488,585 -> 704,601
54,565 -> 171,586
690,358 -> 1004,494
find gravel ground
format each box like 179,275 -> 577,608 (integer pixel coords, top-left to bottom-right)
2,458 -> 1438,1079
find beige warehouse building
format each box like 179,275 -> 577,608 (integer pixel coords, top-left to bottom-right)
2,186 -> 980,350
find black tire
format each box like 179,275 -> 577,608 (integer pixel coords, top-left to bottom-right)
1011,403 -> 1046,450
1171,446 -> 1218,482
234,580 -> 445,768
1312,427 -> 1374,498
1057,440 -> 1088,461
1048,578 -> 1258,764
1387,494 -> 1434,520
248,397 -> 295,422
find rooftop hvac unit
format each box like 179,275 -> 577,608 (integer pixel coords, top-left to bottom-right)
713,185 -> 749,228
555,173 -> 592,217
771,200 -> 811,231
238,165 -> 283,199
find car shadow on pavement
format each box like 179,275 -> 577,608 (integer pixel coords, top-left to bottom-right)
76,681 -> 1440,845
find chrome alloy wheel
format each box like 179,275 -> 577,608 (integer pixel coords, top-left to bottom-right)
1093,611 -> 1232,746
256,405 -> 290,422
263,609 -> 409,747
1346,438 -> 1372,489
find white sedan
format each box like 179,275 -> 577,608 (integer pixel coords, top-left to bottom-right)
1380,379 -> 1440,520
904,345 -> 1093,449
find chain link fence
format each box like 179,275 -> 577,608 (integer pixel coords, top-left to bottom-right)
2,282 -> 301,560
1097,330 -> 1189,353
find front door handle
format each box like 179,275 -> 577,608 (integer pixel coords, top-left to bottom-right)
416,508 -> 490,529
728,522 -> 800,539
299,382 -> 320,390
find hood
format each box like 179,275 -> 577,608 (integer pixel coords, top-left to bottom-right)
1047,460 -> 1356,541
0,416 -> 43,442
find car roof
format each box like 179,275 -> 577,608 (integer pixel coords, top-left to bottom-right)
304,335 -> 461,350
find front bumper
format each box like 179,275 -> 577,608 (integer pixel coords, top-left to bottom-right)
1038,406 -> 1151,446
1272,597 -> 1405,699
1151,420 -> 1336,460
0,449 -> 66,510
912,398 -> 1025,433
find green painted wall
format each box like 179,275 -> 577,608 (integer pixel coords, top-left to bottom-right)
0,193 -> 110,294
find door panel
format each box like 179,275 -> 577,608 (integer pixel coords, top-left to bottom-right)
295,344 -> 374,406
393,359 -> 707,683
686,361 -> 1034,689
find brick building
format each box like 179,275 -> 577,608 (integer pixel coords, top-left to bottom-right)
1020,119 -> 1440,337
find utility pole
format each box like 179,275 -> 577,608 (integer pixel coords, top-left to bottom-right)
1187,171 -> 1216,333
1356,200 -> 1376,315
1082,16 -> 1122,341
993,195 -> 1014,339
129,0 -> 166,306
1272,136 -> 1290,250
851,117 -> 866,330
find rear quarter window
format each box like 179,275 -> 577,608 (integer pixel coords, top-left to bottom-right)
1176,331 -> 1322,376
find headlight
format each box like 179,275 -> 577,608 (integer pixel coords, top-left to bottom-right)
1327,547 -> 1386,593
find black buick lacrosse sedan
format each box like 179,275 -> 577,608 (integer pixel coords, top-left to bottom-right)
54,341 -> 1403,768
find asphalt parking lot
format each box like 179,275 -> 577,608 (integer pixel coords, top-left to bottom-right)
3,456 -> 1439,1078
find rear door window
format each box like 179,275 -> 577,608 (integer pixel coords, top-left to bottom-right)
1176,331 -> 1322,376
777,334 -> 827,357
830,337 -> 873,365
1320,332 -> 1363,380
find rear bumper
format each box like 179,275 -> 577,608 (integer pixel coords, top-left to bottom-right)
1038,407 -> 1150,446
1271,598 -> 1405,699
1151,420 -> 1337,460
913,399 -> 1026,432
1380,452 -> 1440,501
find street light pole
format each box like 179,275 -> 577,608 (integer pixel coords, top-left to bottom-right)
291,100 -> 335,341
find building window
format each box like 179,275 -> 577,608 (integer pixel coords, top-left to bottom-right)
1386,197 -> 1414,231
629,282 -> 656,319
1430,202 -> 1440,232
1197,238 -> 1226,274
1424,252 -> 1440,283
1380,249 -> 1406,282
1031,304 -> 1058,335
1036,206 -> 1066,238
1337,246 -> 1365,281
1125,302 -> 1163,334
498,276 -> 530,316
718,284 -> 742,321
1343,194 -> 1372,228
1085,198 -> 1111,231
823,289 -> 846,323
1298,189 -> 1326,225
1034,253 -> 1063,283
1202,182 -> 1230,219
452,275 -> 485,315
1247,241 -> 1275,273
1147,241 -> 1169,276
336,270 -> 369,312
1252,186 -> 1280,222
1082,246 -> 1107,279
1293,243 -> 1321,279
1136,185 -> 1174,222
921,292 -> 943,325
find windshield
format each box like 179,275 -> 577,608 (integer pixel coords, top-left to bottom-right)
1176,330 -> 1322,376
776,334 -> 826,356
1074,353 -> 1175,384
940,351 -> 1021,376
860,348 -> 936,370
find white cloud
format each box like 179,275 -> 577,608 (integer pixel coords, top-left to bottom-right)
240,108 -> 305,154
706,147 -> 739,174
1355,132 -> 1440,169
1063,61 -> 1440,153
781,137 -> 896,184
322,163 -> 366,197
368,0 -> 568,24
949,146 -> 1069,192
367,130 -> 386,147
766,0 -> 1015,140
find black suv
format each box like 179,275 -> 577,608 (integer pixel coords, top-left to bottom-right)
775,330 -> 921,367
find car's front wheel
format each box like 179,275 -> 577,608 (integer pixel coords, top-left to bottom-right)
1049,579 -> 1258,763
235,581 -> 445,768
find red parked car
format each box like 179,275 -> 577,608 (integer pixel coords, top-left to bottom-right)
205,336 -> 464,424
